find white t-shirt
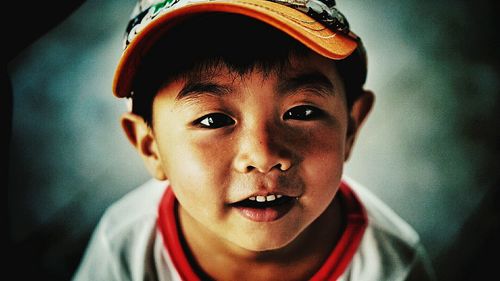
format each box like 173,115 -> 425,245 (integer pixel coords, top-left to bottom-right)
72,176 -> 436,281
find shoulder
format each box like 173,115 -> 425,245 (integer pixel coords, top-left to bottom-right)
343,176 -> 420,246
72,178 -> 169,281
341,175 -> 436,281
99,178 -> 168,235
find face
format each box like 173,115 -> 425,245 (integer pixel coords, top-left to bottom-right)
148,53 -> 355,252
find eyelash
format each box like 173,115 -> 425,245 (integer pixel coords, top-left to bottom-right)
284,105 -> 324,121
194,105 -> 323,129
194,113 -> 235,129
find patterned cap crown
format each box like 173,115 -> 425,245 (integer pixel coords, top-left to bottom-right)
122,0 -> 353,51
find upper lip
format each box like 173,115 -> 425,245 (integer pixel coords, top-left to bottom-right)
229,190 -> 301,205
228,172 -> 303,204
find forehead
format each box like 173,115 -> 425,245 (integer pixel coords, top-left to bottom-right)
216,53 -> 338,84
157,51 -> 345,101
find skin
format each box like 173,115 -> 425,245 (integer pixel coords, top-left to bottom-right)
121,52 -> 374,280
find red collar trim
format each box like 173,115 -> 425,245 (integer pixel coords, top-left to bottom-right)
157,180 -> 368,281
310,181 -> 368,281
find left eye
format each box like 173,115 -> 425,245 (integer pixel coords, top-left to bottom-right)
283,105 -> 323,120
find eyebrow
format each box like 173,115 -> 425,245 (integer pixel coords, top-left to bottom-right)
276,71 -> 336,98
175,80 -> 233,101
174,71 -> 335,102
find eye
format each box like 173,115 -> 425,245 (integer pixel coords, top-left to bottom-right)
195,113 -> 235,129
283,105 -> 323,120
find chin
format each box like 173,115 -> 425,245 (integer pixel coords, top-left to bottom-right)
233,229 -> 300,253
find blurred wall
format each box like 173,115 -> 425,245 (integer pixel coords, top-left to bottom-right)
6,0 -> 499,280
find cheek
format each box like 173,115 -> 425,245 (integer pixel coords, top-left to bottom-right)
297,126 -> 346,206
167,136 -> 233,179
296,121 -> 346,167
306,132 -> 345,177
156,134 -> 233,215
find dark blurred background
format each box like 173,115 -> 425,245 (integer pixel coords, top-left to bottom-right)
5,0 -> 500,280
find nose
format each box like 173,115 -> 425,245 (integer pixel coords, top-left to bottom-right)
233,122 -> 293,174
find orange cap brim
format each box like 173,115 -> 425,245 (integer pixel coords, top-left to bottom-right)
113,0 -> 359,98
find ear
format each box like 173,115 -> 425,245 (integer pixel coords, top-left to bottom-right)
121,112 -> 167,180
344,90 -> 375,161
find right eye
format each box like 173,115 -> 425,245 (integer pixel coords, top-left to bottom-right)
194,113 -> 235,129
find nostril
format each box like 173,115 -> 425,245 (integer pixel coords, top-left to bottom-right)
245,163 -> 289,173
275,161 -> 291,172
234,150 -> 293,173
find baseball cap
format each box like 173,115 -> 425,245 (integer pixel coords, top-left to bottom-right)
113,0 -> 367,99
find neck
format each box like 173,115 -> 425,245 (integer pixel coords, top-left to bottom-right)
178,196 -> 345,281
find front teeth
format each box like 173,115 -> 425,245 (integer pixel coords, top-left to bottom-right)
249,194 -> 283,202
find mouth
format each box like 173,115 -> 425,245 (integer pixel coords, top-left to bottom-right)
230,194 -> 297,222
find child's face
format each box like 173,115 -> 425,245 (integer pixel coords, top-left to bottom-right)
148,52 -> 354,251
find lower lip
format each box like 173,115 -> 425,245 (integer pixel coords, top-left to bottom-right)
234,200 -> 295,222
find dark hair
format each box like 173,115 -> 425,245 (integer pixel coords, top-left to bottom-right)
132,13 -> 366,125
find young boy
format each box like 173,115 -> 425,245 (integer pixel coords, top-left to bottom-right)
73,0 -> 436,280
